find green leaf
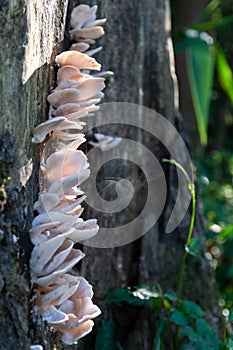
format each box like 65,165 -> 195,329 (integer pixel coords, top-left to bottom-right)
95,319 -> 118,350
218,224 -> 233,240
181,320 -> 219,350
117,342 -> 124,350
226,266 -> 233,278
180,301 -> 205,320
192,15 -> 233,32
163,298 -> 172,310
215,44 -> 233,105
170,309 -> 188,326
185,237 -> 204,258
196,319 -> 219,348
227,338 -> 233,350
196,0 -> 220,23
181,326 -> 199,342
185,31 -> 215,145
228,312 -> 233,324
107,288 -> 146,306
164,290 -> 178,302
151,297 -> 163,311
196,318 -> 216,338
152,319 -> 166,350
107,285 -> 161,307
180,341 -> 197,350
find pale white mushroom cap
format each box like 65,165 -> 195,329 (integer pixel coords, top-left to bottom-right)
57,65 -> 85,83
70,42 -> 90,52
70,26 -> 105,41
30,3 -> 105,344
56,51 -> 101,71
89,133 -> 122,151
70,5 -> 97,29
32,117 -> 66,143
61,319 -> 94,345
44,149 -> 89,186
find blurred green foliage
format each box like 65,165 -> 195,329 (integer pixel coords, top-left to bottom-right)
173,0 -> 233,146
96,286 -> 233,349
173,0 -> 233,321
94,1 -> 233,348
197,149 -> 233,309
180,0 -> 233,341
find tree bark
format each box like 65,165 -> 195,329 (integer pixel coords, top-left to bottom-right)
0,1 -> 68,349
0,1 -> 221,350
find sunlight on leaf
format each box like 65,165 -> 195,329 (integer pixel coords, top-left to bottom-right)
185,237 -> 204,258
185,31 -> 215,145
107,285 -> 161,307
164,290 -> 178,302
197,0 -> 220,22
107,288 -> 148,306
192,15 -> 233,32
132,286 -> 160,300
215,44 -> 233,105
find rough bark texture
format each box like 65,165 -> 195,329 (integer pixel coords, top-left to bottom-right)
0,1 -> 221,350
78,1 -> 222,350
0,1 -> 68,349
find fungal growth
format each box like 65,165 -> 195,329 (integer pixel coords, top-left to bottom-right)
30,4 -> 108,345
89,133 -> 122,151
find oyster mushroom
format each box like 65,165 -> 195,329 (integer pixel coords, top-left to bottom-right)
55,51 -> 101,71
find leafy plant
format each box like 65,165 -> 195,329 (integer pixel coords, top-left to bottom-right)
197,149 -> 233,309
185,30 -> 215,145
174,0 -> 233,146
95,159 -> 233,350
96,285 -> 226,350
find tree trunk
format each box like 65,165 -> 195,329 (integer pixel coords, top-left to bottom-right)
0,1 -> 221,350
0,1 -> 68,348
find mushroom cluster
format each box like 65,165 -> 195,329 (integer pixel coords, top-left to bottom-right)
30,4 -> 107,345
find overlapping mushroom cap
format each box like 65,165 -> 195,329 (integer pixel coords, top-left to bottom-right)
37,275 -> 101,344
69,4 -> 106,43
30,3 -> 108,345
32,52 -> 105,144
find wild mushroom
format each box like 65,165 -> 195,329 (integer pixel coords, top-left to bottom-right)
32,117 -> 66,143
69,26 -> 105,41
57,65 -> 85,83
70,4 -> 97,29
70,42 -> 90,52
55,51 -> 101,71
47,88 -> 82,108
30,3 -> 108,344
89,133 -> 122,151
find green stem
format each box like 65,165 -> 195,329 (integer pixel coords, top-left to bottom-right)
177,183 -> 196,301
223,323 -> 229,349
163,159 -> 196,302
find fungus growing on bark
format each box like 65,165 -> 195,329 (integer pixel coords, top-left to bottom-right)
30,3 -> 108,344
69,4 -> 106,44
55,51 -> 101,70
89,133 -> 122,151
